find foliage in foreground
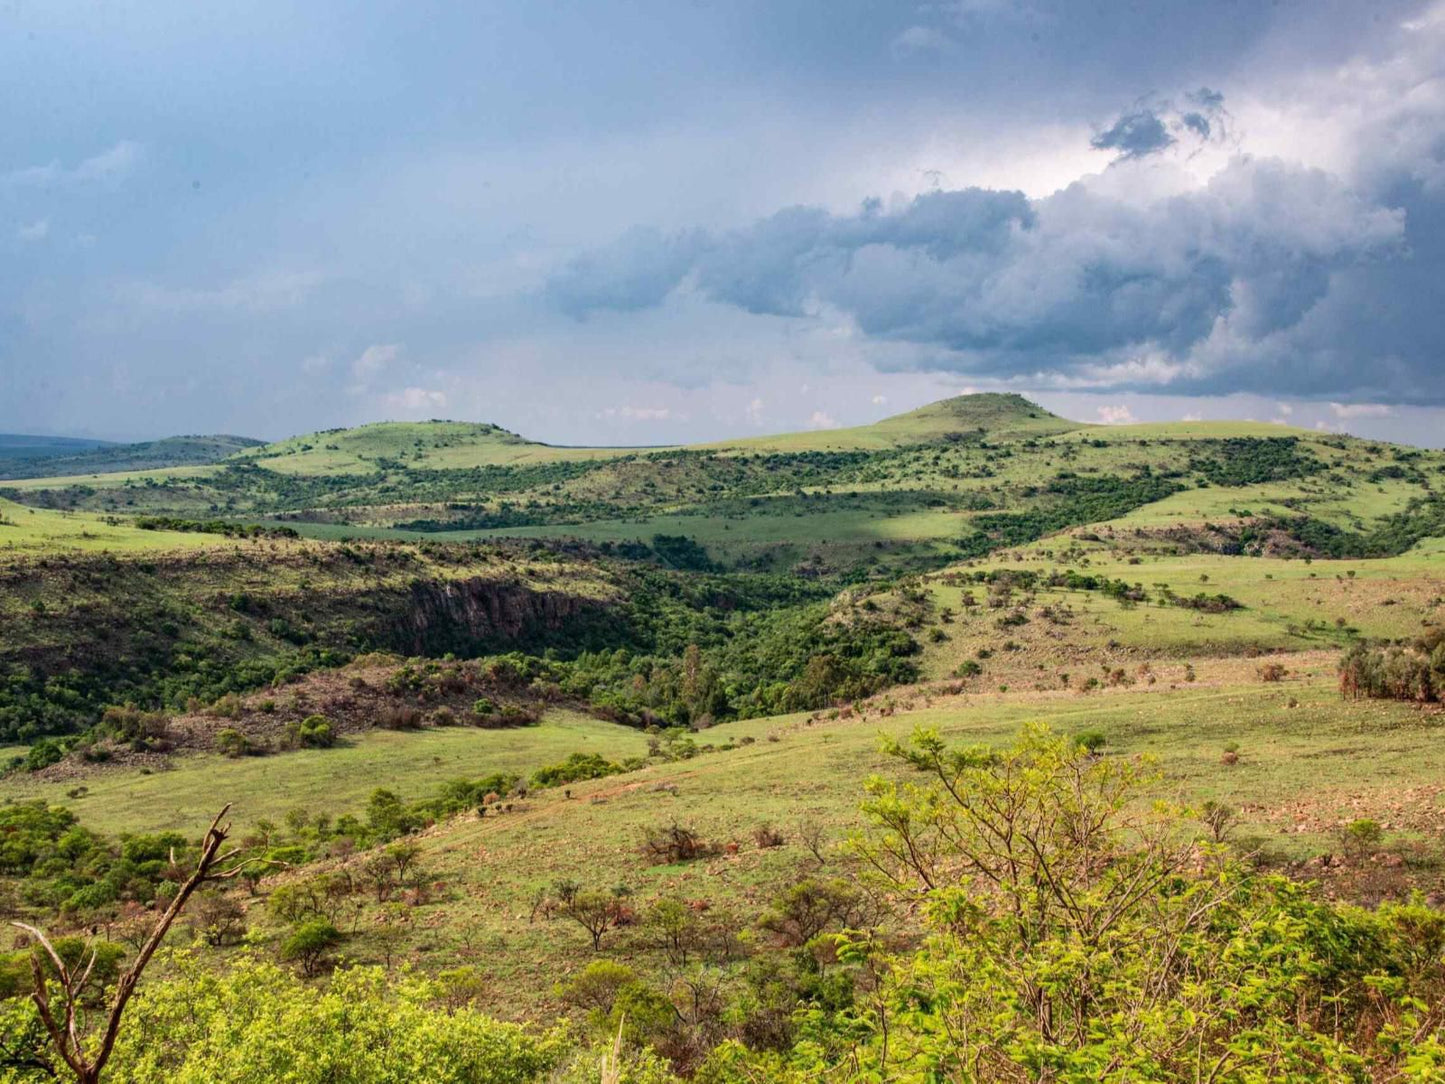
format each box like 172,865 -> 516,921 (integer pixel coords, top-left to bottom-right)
701,727 -> 1445,1082
10,729 -> 1445,1083
1,956 -> 568,1084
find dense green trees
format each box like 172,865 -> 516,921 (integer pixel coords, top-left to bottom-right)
1340,631 -> 1445,703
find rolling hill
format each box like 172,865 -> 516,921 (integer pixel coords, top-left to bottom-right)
2,392 -> 1444,1081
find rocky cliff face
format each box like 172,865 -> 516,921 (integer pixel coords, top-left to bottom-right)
0,545 -> 624,739
383,577 -> 615,656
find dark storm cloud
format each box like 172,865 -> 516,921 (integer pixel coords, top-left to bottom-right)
2,0 -> 1442,440
550,153 -> 1420,398
1091,111 -> 1175,158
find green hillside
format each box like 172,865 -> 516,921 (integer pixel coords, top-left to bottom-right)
6,395 -> 1436,578
3,393 -> 1445,1081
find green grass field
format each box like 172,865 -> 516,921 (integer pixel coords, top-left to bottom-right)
2,709 -> 648,836
8,668 -> 1437,1016
0,496 -> 244,556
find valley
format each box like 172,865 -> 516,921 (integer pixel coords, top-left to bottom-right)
1,393 -> 1443,1081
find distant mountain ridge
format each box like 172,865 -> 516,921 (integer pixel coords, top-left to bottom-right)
0,434 -> 263,480
0,434 -> 114,460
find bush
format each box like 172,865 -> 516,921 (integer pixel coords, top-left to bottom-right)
377,705 -> 424,730
1259,662 -> 1288,683
553,886 -> 633,951
281,919 -> 343,976
284,714 -> 335,749
532,752 -> 624,787
101,956 -> 569,1081
215,728 -> 255,758
641,823 -> 717,865
758,877 -> 872,948
752,823 -> 785,849
1340,818 -> 1384,859
1073,730 -> 1107,754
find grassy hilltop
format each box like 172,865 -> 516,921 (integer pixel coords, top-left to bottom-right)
5,392 -> 1439,570
1,393 -> 1444,1080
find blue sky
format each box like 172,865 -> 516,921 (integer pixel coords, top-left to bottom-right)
3,0 -> 1443,446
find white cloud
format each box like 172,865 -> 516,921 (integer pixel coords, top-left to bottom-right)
745,397 -> 765,426
891,25 -> 953,57
807,409 -> 839,429
598,405 -> 674,421
3,141 -> 142,188
118,269 -> 324,313
300,354 -> 331,374
1329,402 -> 1394,419
1097,404 -> 1137,424
351,343 -> 401,382
16,219 -> 49,241
385,386 -> 447,412
871,394 -> 888,405
1181,411 -> 1203,421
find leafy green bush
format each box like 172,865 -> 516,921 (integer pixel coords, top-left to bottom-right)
532,752 -> 624,787
283,714 -> 335,749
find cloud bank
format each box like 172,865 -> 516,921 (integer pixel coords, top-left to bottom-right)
548,141 -> 1418,400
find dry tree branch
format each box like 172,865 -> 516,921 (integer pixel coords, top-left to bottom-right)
11,804 -> 243,1084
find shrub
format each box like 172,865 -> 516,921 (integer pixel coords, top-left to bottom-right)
284,714 -> 335,749
1340,818 -> 1384,859
758,877 -> 873,948
215,728 -> 254,758
1200,800 -> 1234,843
190,891 -> 247,946
1073,730 -> 1107,754
641,823 -> 717,865
377,705 -> 424,730
752,824 -> 785,849
1259,662 -> 1288,683
532,752 -> 624,787
555,959 -> 643,1016
553,886 -> 632,951
281,919 -> 343,976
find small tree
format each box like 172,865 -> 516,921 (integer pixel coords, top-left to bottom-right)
215,729 -> 251,758
557,887 -> 631,951
361,853 -> 398,903
281,920 -> 342,977
1340,817 -> 1384,860
188,891 -> 247,947
284,714 -> 335,749
386,840 -> 422,884
642,898 -> 705,966
1199,799 -> 1234,844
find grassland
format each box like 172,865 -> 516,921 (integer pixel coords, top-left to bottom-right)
4,395 -> 1439,575
0,434 -> 261,482
2,708 -> 648,835
9,663 -> 1442,1019
0,496 -> 245,554
1,391 -> 1443,1038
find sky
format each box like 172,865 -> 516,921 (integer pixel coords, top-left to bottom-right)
2,0 -> 1443,447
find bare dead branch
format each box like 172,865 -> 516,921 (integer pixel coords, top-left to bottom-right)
10,803 -> 236,1084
